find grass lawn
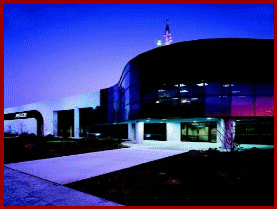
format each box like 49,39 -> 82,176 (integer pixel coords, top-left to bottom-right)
66,148 -> 274,206
4,136 -> 129,164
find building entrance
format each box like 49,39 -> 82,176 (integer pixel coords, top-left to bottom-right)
144,123 -> 166,141
58,110 -> 74,138
181,122 -> 217,143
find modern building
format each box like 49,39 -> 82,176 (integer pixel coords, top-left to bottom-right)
4,23 -> 274,150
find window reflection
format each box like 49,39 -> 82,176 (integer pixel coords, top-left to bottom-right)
231,96 -> 254,116
205,82 -> 221,95
231,81 -> 254,95
160,97 -> 179,106
255,82 -> 274,96
115,78 -> 274,122
255,96 -> 274,116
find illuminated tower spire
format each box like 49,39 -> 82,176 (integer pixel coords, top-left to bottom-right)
164,18 -> 173,45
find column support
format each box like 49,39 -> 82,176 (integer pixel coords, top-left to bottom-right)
135,122 -> 144,144
53,111 -> 58,137
128,123 -> 135,141
74,107 -> 80,138
166,122 -> 181,142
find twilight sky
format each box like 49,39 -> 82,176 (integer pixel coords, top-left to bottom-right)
4,4 -> 274,108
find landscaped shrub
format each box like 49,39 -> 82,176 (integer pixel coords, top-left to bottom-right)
206,148 -> 220,156
16,133 -> 38,144
98,136 -> 123,144
36,134 -> 56,143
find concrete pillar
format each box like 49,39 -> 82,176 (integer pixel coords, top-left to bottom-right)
53,111 -> 58,136
166,122 -> 181,142
128,123 -> 135,141
74,107 -> 80,138
135,122 -> 144,144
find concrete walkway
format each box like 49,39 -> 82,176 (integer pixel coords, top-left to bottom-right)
4,147 -> 185,206
4,167 -> 123,206
5,147 -> 185,185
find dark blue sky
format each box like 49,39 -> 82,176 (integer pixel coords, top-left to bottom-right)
4,4 -> 274,108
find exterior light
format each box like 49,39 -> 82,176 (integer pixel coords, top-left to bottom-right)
158,89 -> 165,92
223,84 -> 234,87
174,84 -> 178,87
156,100 -> 160,103
196,83 -> 208,86
180,90 -> 188,93
172,98 -> 178,100
94,133 -> 101,136
146,134 -> 151,137
181,99 -> 187,103
180,84 -> 186,87
191,98 -> 198,100
207,118 -> 212,120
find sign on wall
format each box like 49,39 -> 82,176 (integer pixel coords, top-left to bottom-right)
15,113 -> 27,118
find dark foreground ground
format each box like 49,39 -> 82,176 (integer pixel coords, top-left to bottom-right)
4,136 -> 128,164
66,148 -> 274,206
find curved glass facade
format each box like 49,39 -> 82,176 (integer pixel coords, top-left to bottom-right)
101,39 -> 274,123
103,77 -> 273,123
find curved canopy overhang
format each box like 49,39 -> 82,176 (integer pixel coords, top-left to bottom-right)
4,110 -> 44,137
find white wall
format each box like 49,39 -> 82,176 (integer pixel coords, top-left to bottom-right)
4,91 -> 100,136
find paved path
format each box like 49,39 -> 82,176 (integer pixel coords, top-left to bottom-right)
4,147 -> 185,206
4,167 -> 123,206
5,147 -> 185,184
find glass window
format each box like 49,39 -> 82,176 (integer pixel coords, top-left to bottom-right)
123,72 -> 130,89
129,102 -> 140,120
255,82 -> 274,96
235,119 -> 274,145
180,97 -> 203,105
124,105 -> 130,121
141,84 -> 156,100
130,69 -> 140,86
181,122 -> 217,143
129,84 -> 140,103
158,87 -> 179,98
255,96 -> 274,116
222,83 -> 232,95
160,97 -> 179,106
205,96 -> 222,116
205,96 -> 231,116
205,82 -> 221,95
125,89 -> 130,106
231,81 -> 254,95
231,96 -> 254,116
180,83 -> 205,96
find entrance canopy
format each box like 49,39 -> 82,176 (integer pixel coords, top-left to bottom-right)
4,110 -> 44,137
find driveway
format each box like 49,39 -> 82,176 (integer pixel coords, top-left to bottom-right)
4,147 -> 185,185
